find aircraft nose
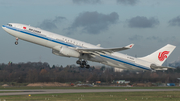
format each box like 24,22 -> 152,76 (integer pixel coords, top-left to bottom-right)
2,25 -> 5,30
2,25 -> 6,31
2,25 -> 8,32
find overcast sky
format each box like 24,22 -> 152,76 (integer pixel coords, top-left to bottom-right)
0,0 -> 180,66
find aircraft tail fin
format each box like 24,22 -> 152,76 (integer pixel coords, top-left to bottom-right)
138,44 -> 176,66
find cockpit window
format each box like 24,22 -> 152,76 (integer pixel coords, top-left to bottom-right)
7,24 -> 12,27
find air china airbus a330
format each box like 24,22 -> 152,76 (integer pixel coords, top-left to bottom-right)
2,23 -> 176,71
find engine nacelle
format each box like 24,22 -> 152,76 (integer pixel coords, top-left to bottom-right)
52,49 -> 68,57
59,46 -> 80,58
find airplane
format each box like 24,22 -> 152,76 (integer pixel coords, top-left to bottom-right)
2,23 -> 176,71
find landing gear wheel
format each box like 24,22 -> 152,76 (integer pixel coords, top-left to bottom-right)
15,41 -> 18,45
80,65 -> 84,68
76,60 -> 81,64
82,61 -> 87,65
15,38 -> 19,45
76,59 -> 90,69
85,65 -> 90,69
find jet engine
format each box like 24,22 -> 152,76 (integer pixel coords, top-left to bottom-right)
52,46 -> 80,58
52,49 -> 67,57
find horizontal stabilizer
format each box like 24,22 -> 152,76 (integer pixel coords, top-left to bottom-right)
150,64 -> 176,70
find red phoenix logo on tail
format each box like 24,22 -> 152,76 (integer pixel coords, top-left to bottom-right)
158,51 -> 170,61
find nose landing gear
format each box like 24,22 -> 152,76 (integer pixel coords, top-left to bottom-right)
15,38 -> 18,45
76,59 -> 90,69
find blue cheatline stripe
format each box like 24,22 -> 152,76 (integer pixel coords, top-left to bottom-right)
3,25 -> 77,48
100,54 -> 151,70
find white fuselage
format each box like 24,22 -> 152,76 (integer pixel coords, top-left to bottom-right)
2,23 -> 152,71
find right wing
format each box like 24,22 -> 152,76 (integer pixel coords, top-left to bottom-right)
76,44 -> 134,55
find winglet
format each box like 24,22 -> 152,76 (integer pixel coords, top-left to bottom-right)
125,44 -> 134,49
96,44 -> 101,47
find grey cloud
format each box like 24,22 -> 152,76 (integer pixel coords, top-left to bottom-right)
117,0 -> 139,5
52,16 -> 66,23
38,16 -> 66,30
69,11 -> 119,34
72,0 -> 101,4
168,16 -> 180,26
127,16 -> 159,28
146,36 -> 163,42
129,35 -> 143,41
129,35 -> 176,43
146,36 -> 176,42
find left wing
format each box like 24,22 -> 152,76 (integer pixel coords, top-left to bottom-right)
76,44 -> 134,54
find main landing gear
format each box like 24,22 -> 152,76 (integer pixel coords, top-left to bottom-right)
76,59 -> 90,69
15,38 -> 18,45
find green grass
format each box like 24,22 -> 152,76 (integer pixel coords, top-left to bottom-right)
0,91 -> 180,101
0,86 -> 180,90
